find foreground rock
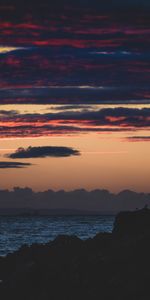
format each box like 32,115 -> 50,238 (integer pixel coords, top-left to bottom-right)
0,208 -> 150,300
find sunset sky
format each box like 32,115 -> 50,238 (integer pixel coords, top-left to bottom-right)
0,0 -> 150,193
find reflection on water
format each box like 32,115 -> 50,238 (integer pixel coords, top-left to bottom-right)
0,215 -> 114,256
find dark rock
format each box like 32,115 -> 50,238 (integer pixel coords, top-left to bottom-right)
1,208 -> 150,299
113,206 -> 150,237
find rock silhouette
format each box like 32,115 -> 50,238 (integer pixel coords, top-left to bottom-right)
1,208 -> 150,300
113,206 -> 150,237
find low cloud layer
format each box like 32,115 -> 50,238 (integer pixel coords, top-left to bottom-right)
0,188 -> 150,214
8,146 -> 80,159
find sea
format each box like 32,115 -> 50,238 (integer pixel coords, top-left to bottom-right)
0,215 -> 115,256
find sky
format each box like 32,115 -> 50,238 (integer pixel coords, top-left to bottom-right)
0,1 -> 150,195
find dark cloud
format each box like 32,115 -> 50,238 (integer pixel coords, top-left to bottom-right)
0,125 -> 130,139
0,110 -> 18,116
0,106 -> 150,138
8,146 -> 80,158
0,0 -> 150,10
127,136 -> 150,142
2,106 -> 150,126
0,3 -> 149,105
0,86 -> 149,104
51,105 -> 94,111
0,162 -> 31,168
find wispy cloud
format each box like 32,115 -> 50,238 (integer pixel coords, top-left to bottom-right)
126,136 -> 150,142
0,161 -> 31,168
0,46 -> 27,54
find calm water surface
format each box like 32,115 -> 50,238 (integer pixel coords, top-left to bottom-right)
0,215 -> 115,256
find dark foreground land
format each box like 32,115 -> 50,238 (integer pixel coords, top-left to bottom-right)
0,208 -> 150,300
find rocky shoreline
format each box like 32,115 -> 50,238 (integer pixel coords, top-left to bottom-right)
0,208 -> 150,300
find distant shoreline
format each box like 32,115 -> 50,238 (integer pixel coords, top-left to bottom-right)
0,209 -> 116,216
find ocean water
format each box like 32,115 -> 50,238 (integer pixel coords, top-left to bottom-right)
0,215 -> 115,256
